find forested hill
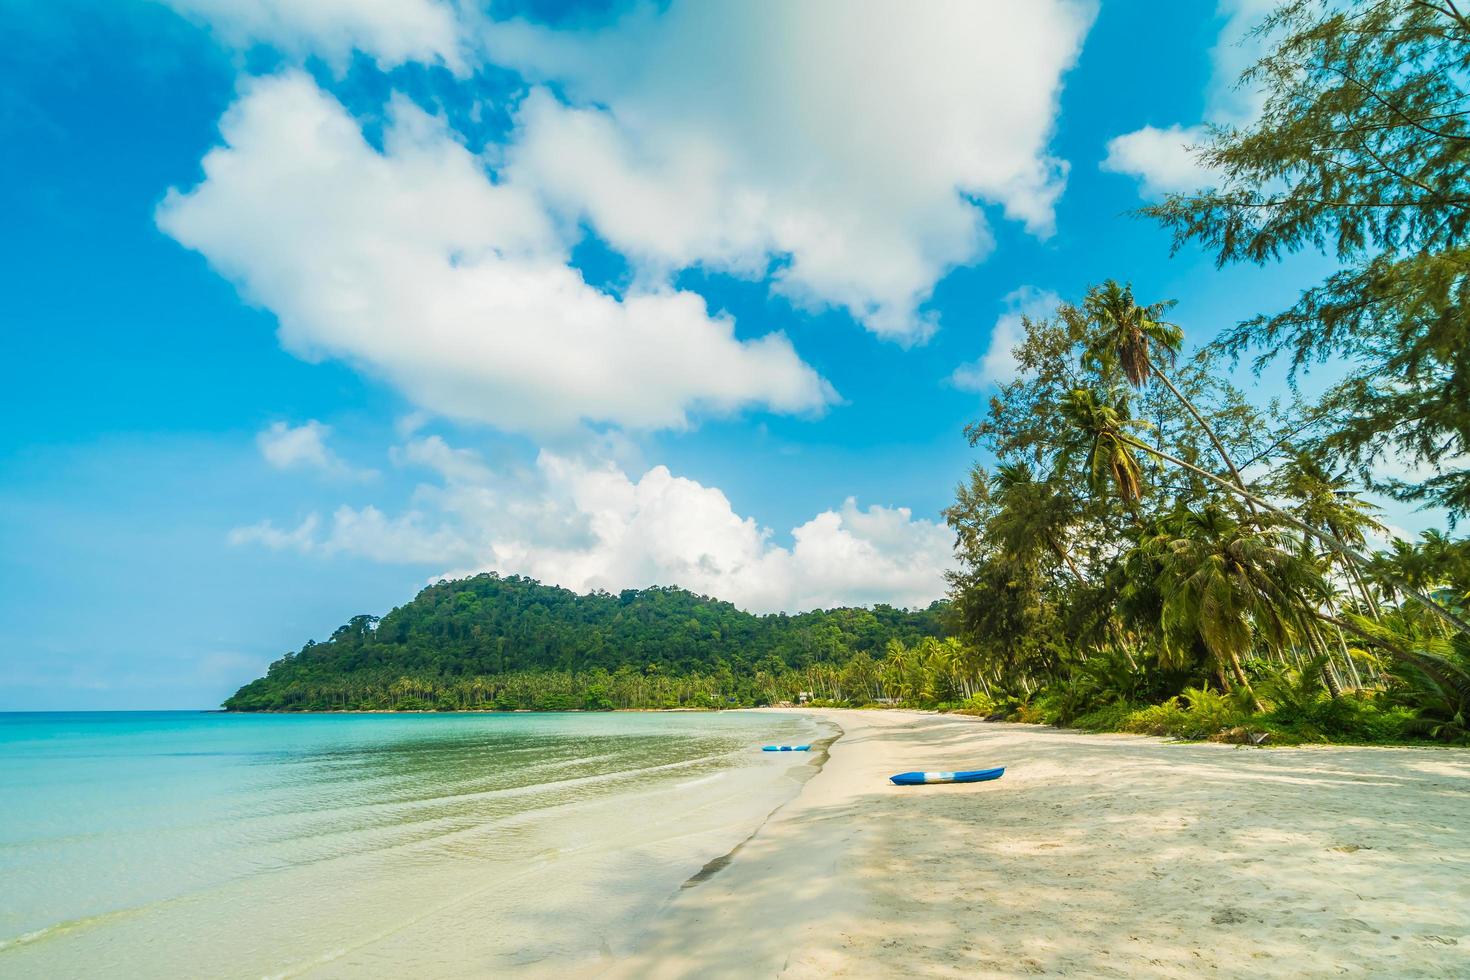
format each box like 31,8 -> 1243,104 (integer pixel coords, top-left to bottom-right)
224,573 -> 950,711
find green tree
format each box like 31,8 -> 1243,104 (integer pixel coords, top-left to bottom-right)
1059,389 -> 1147,508
1146,0 -> 1470,517
1155,506 -> 1328,710
1062,385 -> 1470,638
1075,280 -> 1254,500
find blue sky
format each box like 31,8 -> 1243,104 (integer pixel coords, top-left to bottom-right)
0,0 -> 1414,709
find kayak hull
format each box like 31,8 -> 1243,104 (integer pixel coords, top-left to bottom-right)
762,745 -> 811,752
889,767 -> 1004,786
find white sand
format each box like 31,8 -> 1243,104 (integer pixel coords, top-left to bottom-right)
607,709 -> 1470,979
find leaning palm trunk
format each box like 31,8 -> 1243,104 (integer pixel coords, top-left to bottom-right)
1343,561 -> 1382,621
1151,366 -> 1257,515
1317,612 -> 1470,698
1302,624 -> 1345,698
1118,434 -> 1470,639
1227,650 -> 1266,712
1341,632 -> 1367,690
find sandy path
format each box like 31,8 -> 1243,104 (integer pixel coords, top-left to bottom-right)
605,709 -> 1470,979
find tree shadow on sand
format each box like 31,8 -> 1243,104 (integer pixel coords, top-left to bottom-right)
553,716 -> 1470,978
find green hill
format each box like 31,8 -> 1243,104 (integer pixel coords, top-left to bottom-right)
224,573 -> 949,711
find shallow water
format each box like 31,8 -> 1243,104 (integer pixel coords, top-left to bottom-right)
0,710 -> 824,978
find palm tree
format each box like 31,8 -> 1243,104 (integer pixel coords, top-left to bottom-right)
1060,389 -> 1147,509
1078,280 -> 1255,503
1062,386 -> 1470,639
990,460 -> 1146,669
1274,451 -> 1386,618
1155,506 -> 1326,711
882,639 -> 912,702
1329,612 -> 1470,742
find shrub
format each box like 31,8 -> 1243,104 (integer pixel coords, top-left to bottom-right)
949,693 -> 997,716
1070,701 -> 1138,732
1121,698 -> 1190,737
1122,687 -> 1247,739
583,685 -> 615,711
1266,693 -> 1412,742
1013,701 -> 1047,724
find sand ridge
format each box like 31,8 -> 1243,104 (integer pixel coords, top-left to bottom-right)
604,709 -> 1470,978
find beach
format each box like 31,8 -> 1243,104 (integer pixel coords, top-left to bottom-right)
611,709 -> 1470,978
5,709 -> 1468,979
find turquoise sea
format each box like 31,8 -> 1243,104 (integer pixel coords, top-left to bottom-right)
0,710 -> 825,978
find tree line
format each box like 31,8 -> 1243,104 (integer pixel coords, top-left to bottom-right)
223,574 -> 948,711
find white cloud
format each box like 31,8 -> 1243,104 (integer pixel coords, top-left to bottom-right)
162,0 -> 467,73
158,73 -> 833,435
492,1 -> 1095,342
230,437 -> 956,613
1101,124 -> 1213,198
160,1 -> 1095,345
950,286 -> 1060,391
1102,0 -> 1275,199
229,512 -> 320,550
256,420 -> 375,479
231,506 -> 475,563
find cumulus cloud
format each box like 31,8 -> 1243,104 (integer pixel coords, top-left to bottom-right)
158,73 -> 833,435
1101,124 -> 1213,198
164,1 -> 1094,343
1102,0 -> 1275,199
950,286 -> 1060,391
162,0 -> 467,72
230,436 -> 956,613
492,0 -> 1094,341
256,420 -> 375,479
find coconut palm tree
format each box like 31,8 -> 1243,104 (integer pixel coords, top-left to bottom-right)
1059,388 -> 1147,509
1156,506 -> 1327,711
1078,280 -> 1255,501
1062,386 -> 1470,639
1274,451 -> 1385,617
881,639 -> 913,702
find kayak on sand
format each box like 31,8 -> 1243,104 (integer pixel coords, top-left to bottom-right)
889,767 -> 1004,785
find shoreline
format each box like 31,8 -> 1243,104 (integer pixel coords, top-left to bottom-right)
213,705 -> 1467,751
679,721 -> 845,891
608,708 -> 1470,978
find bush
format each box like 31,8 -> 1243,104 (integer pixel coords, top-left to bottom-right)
1121,698 -> 1190,737
1121,687 -> 1247,739
583,686 -> 615,711
1265,693 -> 1412,742
948,693 -> 998,716
1070,701 -> 1138,732
1013,701 -> 1048,724
1032,682 -> 1091,726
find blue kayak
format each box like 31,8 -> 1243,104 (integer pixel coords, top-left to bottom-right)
762,745 -> 811,752
890,767 -> 1004,786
